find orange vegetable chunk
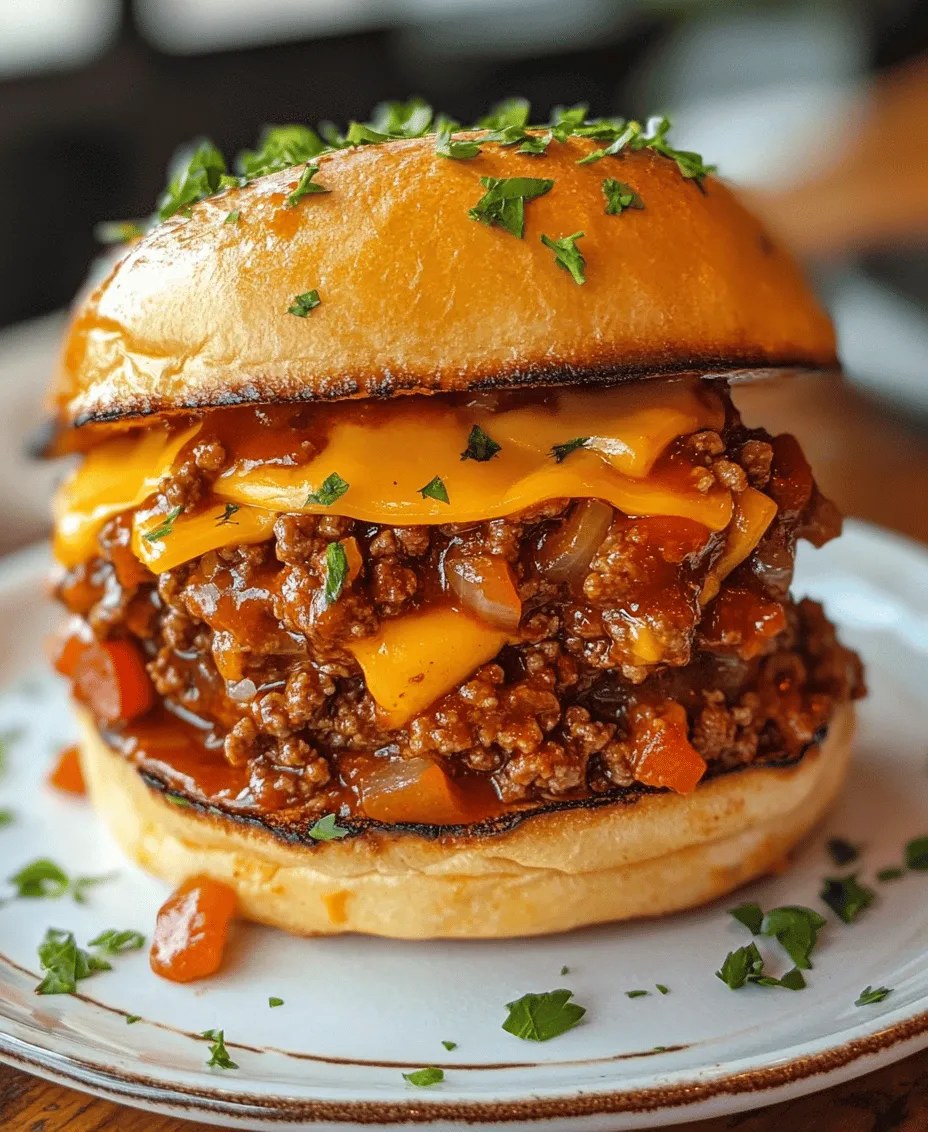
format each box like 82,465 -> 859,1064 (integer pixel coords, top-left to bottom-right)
72,637 -> 154,723
629,702 -> 707,795
48,745 -> 86,795
359,757 -> 471,825
150,875 -> 237,983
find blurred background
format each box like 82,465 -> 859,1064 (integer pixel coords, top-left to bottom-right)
1,0 -> 927,551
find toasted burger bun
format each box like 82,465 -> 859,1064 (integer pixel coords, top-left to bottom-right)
52,133 -> 835,431
76,702 -> 854,939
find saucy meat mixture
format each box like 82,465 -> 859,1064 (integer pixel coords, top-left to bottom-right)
55,383 -> 864,824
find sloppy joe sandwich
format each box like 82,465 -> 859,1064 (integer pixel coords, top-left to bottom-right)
45,103 -> 864,938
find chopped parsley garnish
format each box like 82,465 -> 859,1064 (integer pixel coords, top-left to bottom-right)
35,928 -> 111,995
759,906 -> 826,971
202,1029 -> 238,1070
370,97 -> 434,138
158,140 -> 239,221
94,220 -> 145,244
215,503 -> 240,526
441,1040 -> 457,1050
87,929 -> 145,954
307,813 -> 348,841
461,424 -> 501,463
856,985 -> 892,1007
285,163 -> 329,208
288,290 -> 321,318
484,124 -> 529,146
345,122 -> 389,146
905,836 -> 928,870
821,874 -> 875,924
165,793 -> 191,807
877,866 -> 905,882
0,811 -> 12,828
577,122 -> 640,165
560,966 -> 569,976
549,437 -> 590,463
518,131 -> 553,156
435,128 -> 481,160
223,210 -> 240,225
10,859 -> 70,899
625,989 -> 649,999
477,97 -> 531,131
269,997 -> 284,1007
305,472 -> 350,507
716,942 -> 764,989
656,984 -> 669,994
602,178 -> 644,214
72,875 -> 115,905
729,902 -> 764,935
126,1015 -> 141,1024
827,837 -> 861,866
753,967 -> 806,990
419,476 -> 450,504
403,1067 -> 444,1087
541,231 -> 586,284
636,115 -> 716,187
549,103 -> 590,140
502,989 -> 586,1042
468,176 -> 554,239
143,506 -> 183,543
238,124 -> 326,179
323,542 -> 349,605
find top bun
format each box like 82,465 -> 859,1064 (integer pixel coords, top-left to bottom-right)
52,130 -> 836,430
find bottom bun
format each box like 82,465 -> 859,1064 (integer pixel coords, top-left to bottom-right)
76,703 -> 854,939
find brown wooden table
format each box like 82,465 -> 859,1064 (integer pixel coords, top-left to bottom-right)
2,373 -> 928,1131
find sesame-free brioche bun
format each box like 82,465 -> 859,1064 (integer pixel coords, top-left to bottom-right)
52,133 -> 836,431
75,702 -> 854,939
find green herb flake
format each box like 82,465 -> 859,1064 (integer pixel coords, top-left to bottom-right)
468,176 -> 554,239
215,503 -> 240,526
549,437 -> 590,463
287,290 -> 321,318
0,810 -> 12,828
877,866 -> 905,882
760,906 -> 826,970
625,989 -> 649,999
269,997 -> 284,1008
165,793 -> 191,807
223,210 -> 240,225
549,103 -> 590,141
821,874 -> 875,924
72,874 -> 115,905
323,542 -> 349,606
143,505 -> 183,543
403,1066 -> 444,1088
418,476 -> 450,504
10,859 -> 70,899
305,472 -> 350,507
577,122 -> 640,166
35,928 -> 111,996
95,220 -> 145,244
285,163 -> 329,207
202,1029 -> 238,1070
729,902 -> 764,935
126,1015 -> 141,1024
435,128 -> 481,160
370,97 -> 434,139
856,985 -> 892,1007
716,942 -> 765,990
441,1040 -> 457,1051
560,966 -> 569,976
827,837 -> 861,867
905,836 -> 928,870
307,813 -> 349,841
158,140 -> 233,222
633,115 -> 716,187
602,178 -> 644,214
540,231 -> 586,285
87,929 -> 146,954
476,98 -> 531,131
461,424 -> 501,463
752,967 -> 807,991
238,124 -> 327,179
656,984 -> 669,994
517,131 -> 553,156
502,989 -> 586,1042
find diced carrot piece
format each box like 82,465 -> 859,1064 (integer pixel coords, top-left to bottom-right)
361,758 -> 470,825
49,626 -> 90,679
48,745 -> 86,795
150,875 -> 237,983
630,702 -> 707,795
72,637 -> 154,723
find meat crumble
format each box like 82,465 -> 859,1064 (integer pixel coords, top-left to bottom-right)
55,391 -> 865,818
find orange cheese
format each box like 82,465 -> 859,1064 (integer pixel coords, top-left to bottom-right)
347,607 -> 509,728
52,379 -> 731,571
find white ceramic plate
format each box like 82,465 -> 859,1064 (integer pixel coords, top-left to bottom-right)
1,521 -> 928,1130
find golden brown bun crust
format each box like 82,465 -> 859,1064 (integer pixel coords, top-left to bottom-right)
76,703 -> 854,939
53,135 -> 836,429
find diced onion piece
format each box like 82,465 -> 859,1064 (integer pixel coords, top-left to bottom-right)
358,756 -> 470,825
628,702 -> 706,795
150,875 -> 237,983
535,499 -> 613,587
445,552 -> 521,632
701,487 -> 778,605
227,678 -> 257,703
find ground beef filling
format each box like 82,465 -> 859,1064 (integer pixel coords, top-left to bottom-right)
56,412 -> 864,815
